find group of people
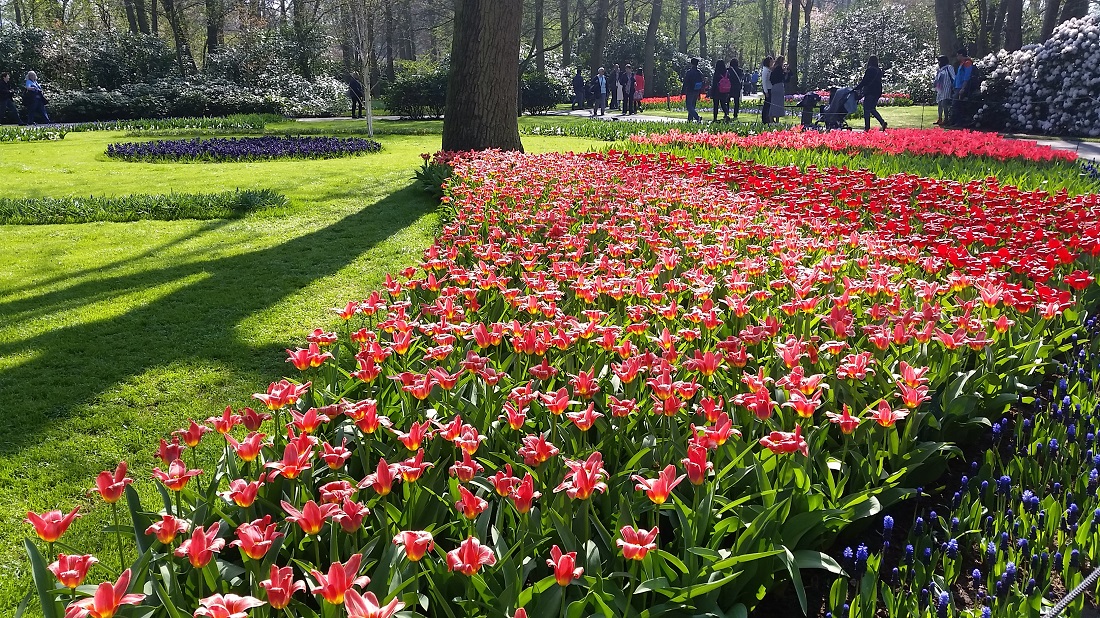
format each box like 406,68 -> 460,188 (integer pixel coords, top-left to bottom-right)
572,64 -> 645,117
933,48 -> 976,127
679,57 -> 748,123
0,71 -> 52,125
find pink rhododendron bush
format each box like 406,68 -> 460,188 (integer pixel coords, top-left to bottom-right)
25,149 -> 1100,618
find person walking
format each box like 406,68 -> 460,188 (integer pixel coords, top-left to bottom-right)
854,55 -> 887,131
631,68 -> 645,114
950,48 -> 975,127
760,57 -> 773,123
620,63 -> 634,114
610,64 -> 622,109
933,55 -> 955,125
682,58 -> 705,123
347,74 -> 364,119
711,59 -> 732,122
729,59 -> 745,120
572,67 -> 586,111
0,72 -> 21,125
768,57 -> 787,125
589,67 -> 609,116
23,71 -> 50,124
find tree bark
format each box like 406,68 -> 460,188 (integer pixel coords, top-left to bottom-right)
991,0 -> 1010,50
400,0 -> 415,60
785,0 -> 799,88
1059,0 -> 1087,21
643,0 -> 662,95
534,0 -> 546,72
122,0 -> 140,32
591,0 -> 609,72
150,0 -> 157,35
292,0 -> 311,77
697,0 -> 706,58
443,0 -> 524,152
206,0 -> 222,58
162,0 -> 196,74
384,1 -> 395,80
616,0 -> 625,28
561,0 -> 572,65
133,0 -> 149,33
678,0 -> 689,53
759,0 -> 775,56
1004,0 -> 1023,49
935,0 -> 960,56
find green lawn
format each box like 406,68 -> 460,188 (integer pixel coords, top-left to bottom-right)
0,127 -> 599,615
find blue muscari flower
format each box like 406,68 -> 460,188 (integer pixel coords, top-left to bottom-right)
995,579 -> 1006,598
947,539 -> 959,559
883,515 -> 894,533
981,480 -> 989,493
1022,418 -> 1032,433
1039,510 -> 1046,526
993,422 -> 1002,437
1041,551 -> 1049,571
960,476 -> 969,490
1005,562 -> 1017,585
972,568 -> 982,587
984,515 -> 994,534
1060,378 -> 1069,390
1000,532 -> 1010,551
971,461 -> 979,473
1049,438 -> 1060,456
905,544 -> 914,565
855,544 -> 869,576
998,475 -> 1012,495
1090,469 -> 1098,493
1026,578 -> 1037,595
1017,538 -> 1029,558
1068,424 -> 1077,442
891,567 -> 899,586
842,604 -> 850,615
1054,551 -> 1064,572
937,591 -> 950,617
929,510 -> 938,522
1071,549 -> 1080,567
1036,441 -> 1046,455
915,517 -> 925,535
922,547 -> 932,564
986,542 -> 997,563
1053,482 -> 1062,495
981,607 -> 991,618
1092,509 -> 1100,528
919,588 -> 929,608
1029,525 -> 1037,539
951,517 -> 960,533
1022,489 -> 1036,512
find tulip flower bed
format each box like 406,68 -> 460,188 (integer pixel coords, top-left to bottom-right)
629,127 -> 1078,163
105,136 -> 383,162
24,148 -> 1100,618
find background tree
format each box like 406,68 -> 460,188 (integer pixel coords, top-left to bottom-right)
442,0 -> 523,152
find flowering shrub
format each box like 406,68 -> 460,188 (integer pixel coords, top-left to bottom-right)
629,127 -> 1078,162
23,150 -> 1100,617
0,126 -> 67,142
105,136 -> 382,162
976,14 -> 1100,137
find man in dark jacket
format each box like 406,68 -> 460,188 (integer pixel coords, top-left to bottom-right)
682,58 -> 705,122
620,63 -> 635,114
0,72 -> 20,125
854,55 -> 886,131
728,60 -> 745,119
572,68 -> 586,110
347,75 -> 364,119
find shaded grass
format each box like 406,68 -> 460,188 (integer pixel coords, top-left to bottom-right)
0,189 -> 285,224
0,129 -> 599,615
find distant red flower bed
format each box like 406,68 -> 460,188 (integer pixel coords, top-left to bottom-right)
630,127 -> 1078,162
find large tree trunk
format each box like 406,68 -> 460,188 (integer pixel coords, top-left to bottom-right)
991,0 -> 1010,50
678,0 -> 688,53
149,0 -> 157,35
759,0 -> 775,56
616,0 -> 625,28
935,0 -> 960,56
560,0 -> 572,65
591,0 -> 609,72
697,0 -> 706,58
384,1 -> 395,80
785,0 -> 799,88
122,0 -> 140,32
162,0 -> 196,74
292,0 -> 311,78
643,0 -> 662,95
1040,0 -> 1060,40
133,0 -> 149,33
443,0 -> 523,152
400,0 -> 415,60
206,0 -> 222,59
1004,0 -> 1023,49
1059,0 -> 1087,21
534,0 -> 546,72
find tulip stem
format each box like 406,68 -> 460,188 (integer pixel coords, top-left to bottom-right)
112,501 -> 126,570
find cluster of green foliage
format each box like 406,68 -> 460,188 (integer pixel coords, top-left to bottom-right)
0,126 -> 67,142
0,189 -> 286,224
64,114 -> 283,133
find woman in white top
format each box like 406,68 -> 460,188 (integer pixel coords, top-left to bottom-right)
932,55 -> 956,125
760,57 -> 773,123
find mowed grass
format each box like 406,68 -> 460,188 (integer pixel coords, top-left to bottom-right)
0,127 -> 600,615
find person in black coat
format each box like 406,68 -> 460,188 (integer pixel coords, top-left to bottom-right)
620,63 -> 635,114
347,75 -> 364,119
728,59 -> 744,120
0,72 -> 21,125
682,58 -> 705,122
572,68 -> 586,110
710,59 -> 732,122
855,55 -> 887,131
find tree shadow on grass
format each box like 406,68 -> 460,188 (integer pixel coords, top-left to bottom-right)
0,183 -> 434,456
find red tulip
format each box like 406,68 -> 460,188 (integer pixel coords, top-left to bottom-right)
252,379 -> 311,410
398,449 -> 434,483
554,452 -> 608,500
174,522 -> 225,568
264,441 -> 313,480
290,407 -> 331,435
152,459 -> 203,492
239,407 -> 271,432
25,507 -> 80,543
359,458 -> 400,495
174,420 -> 212,448
260,565 -> 305,610
546,545 -> 583,586
445,536 -> 496,576
65,569 -> 145,618
565,403 -> 603,431
455,485 -> 489,519
759,425 -> 809,457
319,480 -> 356,504
499,401 -> 528,430
282,500 -> 340,535
334,499 -> 370,534
309,554 -> 369,605
145,515 -> 190,545
344,589 -> 405,618
518,433 -> 559,467
207,406 -> 243,435
225,432 -> 267,463
93,462 -> 133,504
617,526 -> 658,561
48,554 -> 98,589
632,464 -> 686,505
231,515 -> 282,560
510,472 -> 541,514
825,406 -> 861,435
681,445 -> 713,485
489,464 -> 519,496
449,450 -> 484,483
393,530 -> 435,561
454,426 -> 486,454
870,401 -> 909,427
193,593 -> 264,618
392,420 -> 433,451
321,439 -> 353,469
156,436 -> 186,464
220,478 -> 263,508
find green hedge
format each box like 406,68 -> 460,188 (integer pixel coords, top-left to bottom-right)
0,189 -> 286,225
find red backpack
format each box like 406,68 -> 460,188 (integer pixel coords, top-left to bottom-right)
718,71 -> 732,94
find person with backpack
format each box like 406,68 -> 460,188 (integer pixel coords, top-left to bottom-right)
0,72 -> 21,125
728,59 -> 745,120
949,48 -> 975,127
682,58 -> 705,123
932,55 -> 955,125
631,68 -> 645,114
711,59 -> 733,122
854,55 -> 887,131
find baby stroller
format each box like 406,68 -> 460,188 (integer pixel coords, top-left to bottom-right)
819,86 -> 858,130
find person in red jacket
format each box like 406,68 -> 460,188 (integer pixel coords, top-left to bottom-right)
631,69 -> 645,114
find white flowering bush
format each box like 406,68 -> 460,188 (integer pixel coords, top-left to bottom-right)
975,14 -> 1100,137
